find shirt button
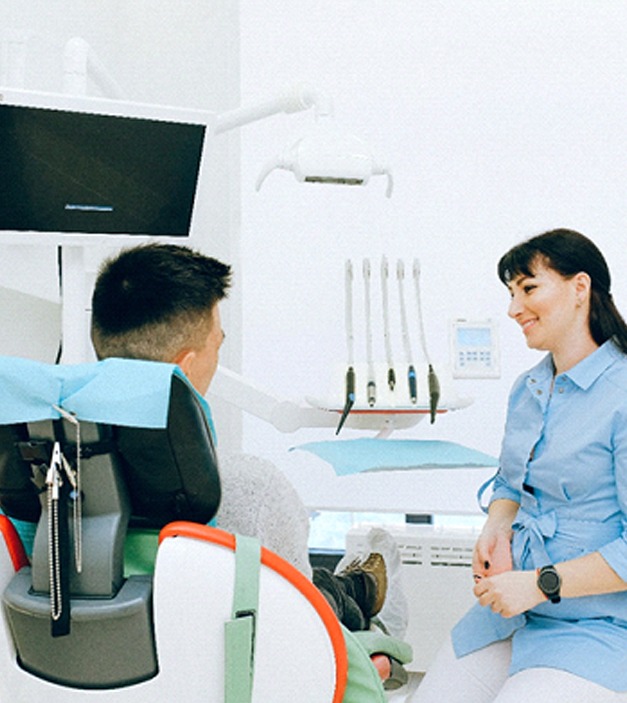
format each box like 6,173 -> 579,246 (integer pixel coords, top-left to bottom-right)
536,389 -> 543,395
558,387 -> 565,394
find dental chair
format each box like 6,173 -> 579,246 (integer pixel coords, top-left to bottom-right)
0,356 -> 396,703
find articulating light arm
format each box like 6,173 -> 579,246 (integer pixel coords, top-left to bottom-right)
214,83 -> 393,197
213,83 -> 332,135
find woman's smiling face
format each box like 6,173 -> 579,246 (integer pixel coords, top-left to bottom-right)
506,259 -> 585,356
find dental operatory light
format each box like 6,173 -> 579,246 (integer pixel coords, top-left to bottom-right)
214,83 -> 393,197
255,115 -> 393,196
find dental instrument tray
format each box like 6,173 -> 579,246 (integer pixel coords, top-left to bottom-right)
306,361 -> 471,435
324,257 -> 471,434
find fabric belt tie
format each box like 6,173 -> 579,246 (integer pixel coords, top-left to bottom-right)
512,510 -> 557,569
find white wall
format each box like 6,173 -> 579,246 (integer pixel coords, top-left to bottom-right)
237,1 -> 627,508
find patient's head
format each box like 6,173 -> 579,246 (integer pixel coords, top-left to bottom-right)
91,243 -> 231,394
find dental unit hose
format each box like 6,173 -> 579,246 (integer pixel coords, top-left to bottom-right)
397,259 -> 417,404
381,256 -> 396,391
363,258 -> 376,407
412,259 -> 440,423
337,259 -> 356,434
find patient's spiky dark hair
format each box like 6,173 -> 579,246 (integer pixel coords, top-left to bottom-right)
91,243 -> 231,361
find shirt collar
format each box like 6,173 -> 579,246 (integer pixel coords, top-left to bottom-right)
563,339 -> 621,390
525,339 -> 621,391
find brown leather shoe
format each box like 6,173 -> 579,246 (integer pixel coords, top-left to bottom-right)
338,552 -> 388,617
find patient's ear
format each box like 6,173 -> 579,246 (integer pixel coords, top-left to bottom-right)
171,348 -> 196,379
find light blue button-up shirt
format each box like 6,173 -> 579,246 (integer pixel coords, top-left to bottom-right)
452,340 -> 627,690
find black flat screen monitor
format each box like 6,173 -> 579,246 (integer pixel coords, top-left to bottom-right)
0,90 -> 211,241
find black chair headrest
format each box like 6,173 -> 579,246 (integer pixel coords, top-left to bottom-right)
0,373 -> 221,529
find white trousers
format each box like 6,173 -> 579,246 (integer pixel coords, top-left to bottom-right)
409,634 -> 627,703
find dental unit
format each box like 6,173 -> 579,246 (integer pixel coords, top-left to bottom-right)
0,67 -> 463,439
315,256 -> 470,435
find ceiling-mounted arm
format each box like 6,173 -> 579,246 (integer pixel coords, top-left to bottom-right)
214,83 -> 332,135
63,37 -> 126,99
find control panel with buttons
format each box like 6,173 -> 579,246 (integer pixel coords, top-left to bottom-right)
450,319 -> 500,378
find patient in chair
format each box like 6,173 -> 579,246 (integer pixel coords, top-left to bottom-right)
89,243 -> 408,685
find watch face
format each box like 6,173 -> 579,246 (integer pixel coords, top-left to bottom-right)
540,570 -> 560,592
538,566 -> 561,602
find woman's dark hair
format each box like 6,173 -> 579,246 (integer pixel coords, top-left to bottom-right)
497,228 -> 627,354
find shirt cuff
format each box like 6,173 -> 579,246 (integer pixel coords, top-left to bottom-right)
489,485 -> 521,506
599,539 -> 627,582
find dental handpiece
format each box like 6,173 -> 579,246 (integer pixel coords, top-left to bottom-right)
428,363 -> 440,424
336,365 -> 356,435
381,256 -> 396,391
408,364 -> 417,404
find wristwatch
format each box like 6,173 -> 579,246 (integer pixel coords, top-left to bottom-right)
536,565 -> 562,603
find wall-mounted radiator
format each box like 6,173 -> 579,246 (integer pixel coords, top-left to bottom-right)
345,523 -> 479,672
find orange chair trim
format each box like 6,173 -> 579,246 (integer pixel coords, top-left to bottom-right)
159,521 -> 348,703
0,516 -> 29,571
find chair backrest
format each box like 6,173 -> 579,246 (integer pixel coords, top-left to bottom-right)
0,358 -> 221,689
0,357 -> 351,702
0,361 -> 221,532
